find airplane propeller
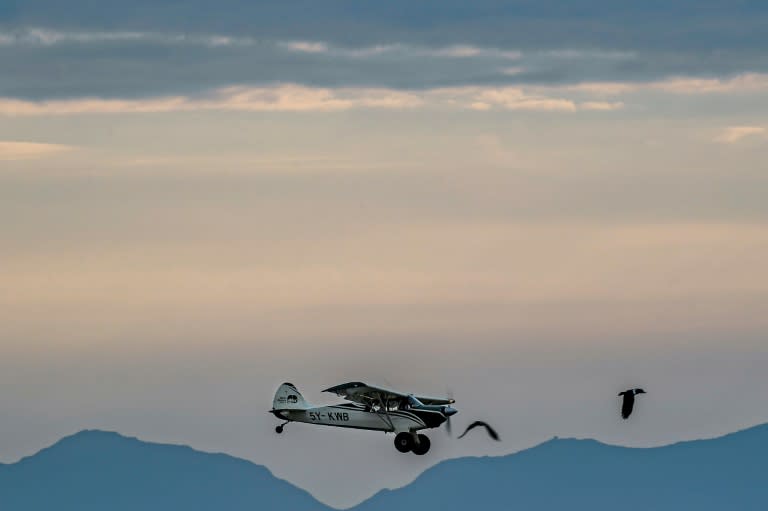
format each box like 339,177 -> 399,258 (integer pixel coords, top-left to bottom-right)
444,387 -> 454,436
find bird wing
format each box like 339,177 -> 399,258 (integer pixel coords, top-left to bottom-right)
483,422 -> 500,441
457,421 -> 482,439
621,393 -> 635,419
458,421 -> 500,441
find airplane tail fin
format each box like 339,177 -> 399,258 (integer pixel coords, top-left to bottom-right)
272,382 -> 310,410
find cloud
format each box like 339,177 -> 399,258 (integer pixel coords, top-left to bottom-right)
0,86 -> 425,115
651,74 -> 768,94
500,67 -> 525,76
0,27 -> 261,48
562,73 -> 768,96
7,0 -> 768,56
715,126 -> 767,144
469,102 -> 492,111
429,87 -> 624,112
279,40 -> 329,54
1,29 -> 521,61
0,96 -> 193,116
3,26 -> 768,100
279,41 -> 405,58
579,101 -> 624,111
470,88 -> 577,111
539,49 -> 636,59
417,45 -> 521,60
0,141 -> 74,160
0,84 -> 624,116
279,40 -> 522,60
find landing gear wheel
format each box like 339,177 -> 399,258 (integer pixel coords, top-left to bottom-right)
394,432 -> 414,453
275,425 -> 284,434
412,434 -> 431,455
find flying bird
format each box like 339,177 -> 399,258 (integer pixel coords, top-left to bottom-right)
618,388 -> 646,419
457,421 -> 500,441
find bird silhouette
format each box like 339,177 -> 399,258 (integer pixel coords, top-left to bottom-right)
618,388 -> 646,419
457,421 -> 500,441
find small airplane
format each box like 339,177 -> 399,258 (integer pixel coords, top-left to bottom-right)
270,381 -> 457,455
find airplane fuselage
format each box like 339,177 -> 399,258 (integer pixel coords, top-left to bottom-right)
272,403 -> 447,433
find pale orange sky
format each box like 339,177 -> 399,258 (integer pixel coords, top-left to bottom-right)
2,104 -> 768,506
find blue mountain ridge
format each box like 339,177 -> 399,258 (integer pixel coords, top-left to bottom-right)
1,424 -> 766,511
353,423 -> 768,511
0,429 -> 333,511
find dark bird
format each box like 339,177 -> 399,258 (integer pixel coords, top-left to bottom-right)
618,388 -> 646,419
457,421 -> 500,441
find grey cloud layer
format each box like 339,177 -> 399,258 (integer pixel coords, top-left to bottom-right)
4,1 -> 768,50
2,0 -> 768,99
2,31 -> 768,100
0,32 -> 530,99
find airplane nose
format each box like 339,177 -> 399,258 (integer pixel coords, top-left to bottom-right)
443,406 -> 458,417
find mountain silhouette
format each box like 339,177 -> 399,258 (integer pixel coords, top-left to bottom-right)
353,423 -> 768,511
1,425 -> 767,511
0,430 -> 332,511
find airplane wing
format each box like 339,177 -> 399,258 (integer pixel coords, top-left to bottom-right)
415,394 -> 455,406
322,381 -> 454,406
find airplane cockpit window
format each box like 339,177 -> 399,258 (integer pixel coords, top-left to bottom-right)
407,395 -> 424,408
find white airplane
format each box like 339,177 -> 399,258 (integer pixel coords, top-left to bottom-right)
270,381 -> 457,455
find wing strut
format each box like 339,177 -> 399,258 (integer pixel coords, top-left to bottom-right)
375,392 -> 396,432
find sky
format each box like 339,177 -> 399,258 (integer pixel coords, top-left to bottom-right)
1,1 -> 768,507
